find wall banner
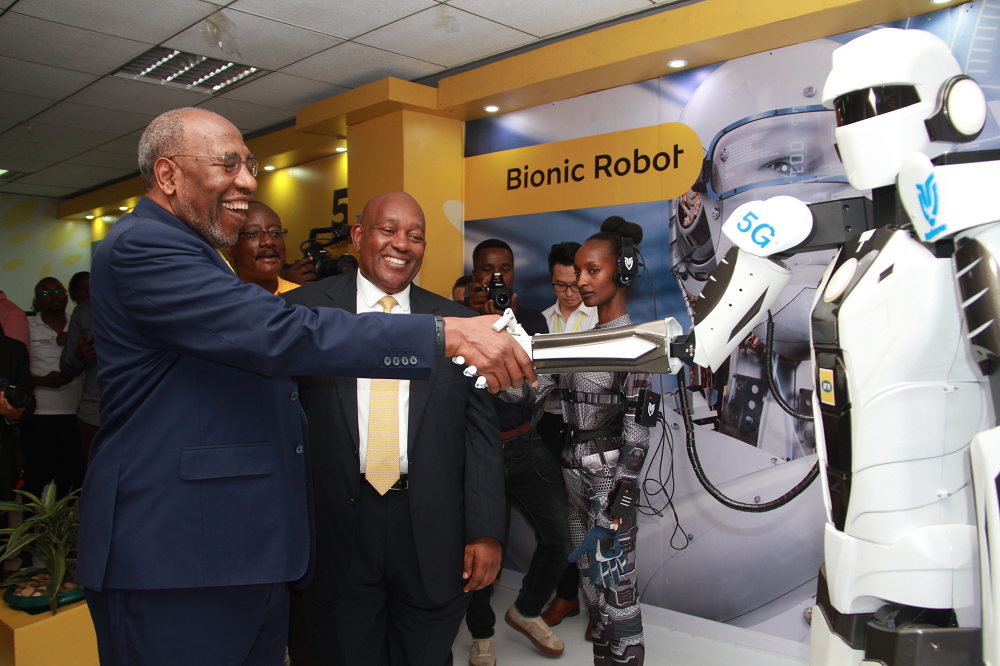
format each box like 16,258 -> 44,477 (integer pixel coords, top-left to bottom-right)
465,122 -> 702,220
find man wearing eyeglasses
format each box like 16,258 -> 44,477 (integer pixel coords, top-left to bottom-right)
226,202 -> 300,295
80,107 -> 536,666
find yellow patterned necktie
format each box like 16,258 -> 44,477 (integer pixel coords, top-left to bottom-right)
366,295 -> 400,495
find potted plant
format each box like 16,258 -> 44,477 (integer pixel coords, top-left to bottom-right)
0,484 -> 83,615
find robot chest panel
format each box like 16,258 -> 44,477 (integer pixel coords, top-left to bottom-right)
812,227 -> 964,410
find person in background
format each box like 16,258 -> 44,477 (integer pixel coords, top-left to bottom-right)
68,272 -> 90,305
283,192 -> 504,666
226,202 -> 300,295
466,239 -> 569,666
452,274 -> 472,304
0,291 -> 29,348
500,217 -> 651,666
60,272 -> 99,464
537,242 -> 598,628
0,326 -> 33,530
22,277 -> 84,499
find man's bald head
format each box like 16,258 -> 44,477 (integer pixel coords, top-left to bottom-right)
357,192 -> 424,229
137,108 -> 237,192
351,192 -> 426,294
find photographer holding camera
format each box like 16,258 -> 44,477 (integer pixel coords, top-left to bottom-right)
466,239 -> 570,666
1,324 -> 34,523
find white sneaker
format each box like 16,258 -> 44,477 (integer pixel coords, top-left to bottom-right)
469,637 -> 496,666
505,605 -> 565,658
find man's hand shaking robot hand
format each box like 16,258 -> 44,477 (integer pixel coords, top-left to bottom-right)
455,27 -> 1000,666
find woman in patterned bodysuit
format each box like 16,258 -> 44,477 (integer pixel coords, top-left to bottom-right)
504,217 -> 650,666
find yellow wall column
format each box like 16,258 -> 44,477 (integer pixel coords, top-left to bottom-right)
348,110 -> 465,296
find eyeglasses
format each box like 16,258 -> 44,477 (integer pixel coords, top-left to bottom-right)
38,289 -> 67,297
551,281 -> 579,293
169,153 -> 259,177
238,229 -> 289,240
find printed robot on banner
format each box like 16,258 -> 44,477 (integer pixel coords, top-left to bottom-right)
462,27 -> 1000,666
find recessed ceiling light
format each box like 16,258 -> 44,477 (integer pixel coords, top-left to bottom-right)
119,206 -> 128,211
484,105 -> 500,113
0,169 -> 7,177
335,146 -> 347,153
931,0 -> 950,3
85,215 -> 95,220
263,165 -> 275,171
668,59 -> 688,68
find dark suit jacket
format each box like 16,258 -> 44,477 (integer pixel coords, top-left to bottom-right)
80,197 -> 438,592
283,274 -> 505,604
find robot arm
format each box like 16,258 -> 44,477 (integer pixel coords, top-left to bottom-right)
507,196 -> 813,375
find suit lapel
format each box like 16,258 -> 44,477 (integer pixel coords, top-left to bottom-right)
407,286 -> 440,452
325,277 -> 361,450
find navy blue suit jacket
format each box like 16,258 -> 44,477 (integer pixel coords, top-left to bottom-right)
79,197 -> 437,591
283,275 -> 505,603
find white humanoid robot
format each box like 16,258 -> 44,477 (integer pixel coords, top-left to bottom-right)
478,27 -> 1000,666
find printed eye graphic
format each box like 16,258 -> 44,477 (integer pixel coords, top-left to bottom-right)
763,158 -> 796,175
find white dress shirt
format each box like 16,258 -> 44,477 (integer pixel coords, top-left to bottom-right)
541,301 -> 598,335
540,301 -> 597,414
356,272 -> 411,474
28,314 -> 82,415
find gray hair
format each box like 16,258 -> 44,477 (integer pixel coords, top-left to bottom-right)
137,108 -> 193,192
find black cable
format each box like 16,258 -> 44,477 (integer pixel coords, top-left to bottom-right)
637,410 -> 690,550
678,369 -> 820,513
765,311 -> 813,421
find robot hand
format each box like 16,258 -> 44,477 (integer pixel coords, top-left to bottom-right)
569,525 -> 627,588
453,309 -> 532,389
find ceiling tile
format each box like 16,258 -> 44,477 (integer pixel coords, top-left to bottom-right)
195,98 -> 292,132
0,91 -> 56,122
230,0 -> 435,40
65,150 -> 140,171
32,102 -> 154,135
18,162 -> 133,187
67,77 -> 208,117
95,133 -> 142,156
164,9 -> 342,71
0,56 -> 99,100
0,138 -> 83,162
0,156 -> 57,173
355,6 -> 535,68
283,42 -> 443,89
449,0 -> 651,38
1,122 -> 120,150
220,72 -> 346,111
13,0 -> 217,44
0,13 -> 152,75
0,183 -> 78,198
0,120 -> 16,135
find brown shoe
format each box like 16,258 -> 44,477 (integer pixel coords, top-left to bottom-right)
505,605 -> 565,658
585,621 -> 595,642
541,597 -> 580,627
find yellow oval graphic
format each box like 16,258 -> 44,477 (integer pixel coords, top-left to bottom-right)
8,232 -> 30,244
3,259 -> 24,271
2,197 -> 38,229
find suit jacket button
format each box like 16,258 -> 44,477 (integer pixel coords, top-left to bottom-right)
290,391 -> 298,401
393,357 -> 400,365
409,356 -> 418,365
384,357 -> 392,365
295,445 -> 304,454
349,498 -> 355,507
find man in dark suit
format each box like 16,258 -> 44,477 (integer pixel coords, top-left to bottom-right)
283,192 -> 505,666
81,108 -> 534,666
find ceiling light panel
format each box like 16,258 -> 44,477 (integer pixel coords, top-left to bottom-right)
114,46 -> 264,95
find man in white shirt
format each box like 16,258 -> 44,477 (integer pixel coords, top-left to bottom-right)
282,192 -> 504,666
22,277 -> 84,499
537,242 -> 597,629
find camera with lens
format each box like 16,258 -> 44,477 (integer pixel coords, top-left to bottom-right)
0,378 -> 32,410
300,223 -> 359,280
486,272 -> 512,310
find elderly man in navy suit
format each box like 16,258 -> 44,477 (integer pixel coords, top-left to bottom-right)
80,107 -> 535,666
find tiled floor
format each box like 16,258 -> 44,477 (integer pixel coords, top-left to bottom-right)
452,571 -> 809,666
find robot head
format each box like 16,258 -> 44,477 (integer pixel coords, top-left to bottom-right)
822,28 -> 987,191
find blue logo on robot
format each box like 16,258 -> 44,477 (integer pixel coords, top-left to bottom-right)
917,173 -> 946,240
